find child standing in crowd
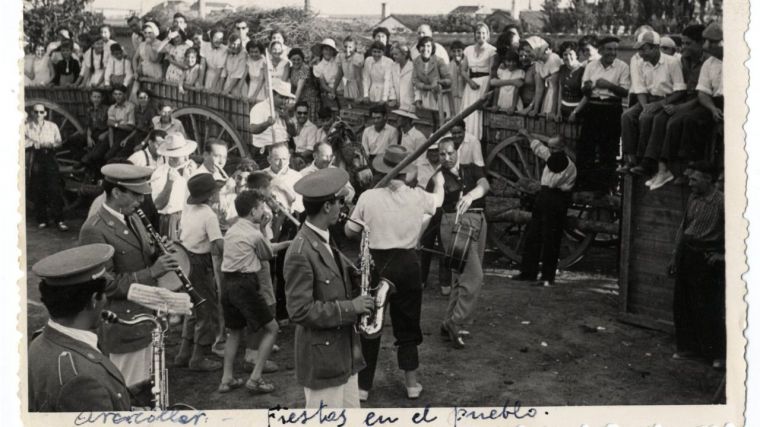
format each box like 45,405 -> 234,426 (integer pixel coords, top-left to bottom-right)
178,47 -> 203,93
176,173 -> 225,372
491,50 -> 525,113
104,43 -> 133,88
219,190 -> 280,394
76,38 -> 106,88
338,36 -> 363,101
448,40 -> 467,115
313,38 -> 342,110
246,41 -> 267,103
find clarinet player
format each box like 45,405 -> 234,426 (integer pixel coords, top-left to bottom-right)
283,168 -> 373,409
79,164 -> 181,405
344,146 -> 444,401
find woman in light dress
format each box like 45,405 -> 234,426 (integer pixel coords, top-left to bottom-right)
362,41 -> 394,103
25,44 -> 54,86
161,30 -> 190,84
136,22 -> 164,81
389,43 -> 414,111
313,38 -> 341,110
460,22 -> 496,141
338,36 -> 363,100
246,41 -> 267,103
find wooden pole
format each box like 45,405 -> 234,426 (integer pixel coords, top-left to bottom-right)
374,90 -> 494,188
264,48 -> 277,146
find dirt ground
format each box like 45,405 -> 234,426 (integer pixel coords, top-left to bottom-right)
23,212 -> 723,409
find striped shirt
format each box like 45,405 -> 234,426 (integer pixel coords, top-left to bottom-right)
684,188 -> 724,247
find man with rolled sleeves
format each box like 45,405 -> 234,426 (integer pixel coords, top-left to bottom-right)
436,137 -> 490,349
29,244 -> 131,412
619,30 -> 686,173
345,145 -> 444,401
284,168 -> 373,408
79,164 -> 180,397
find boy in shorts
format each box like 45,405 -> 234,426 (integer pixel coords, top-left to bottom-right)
219,190 -> 279,393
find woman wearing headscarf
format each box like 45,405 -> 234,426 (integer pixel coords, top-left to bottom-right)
460,22 -> 496,141
525,36 -> 562,117
135,21 -> 164,81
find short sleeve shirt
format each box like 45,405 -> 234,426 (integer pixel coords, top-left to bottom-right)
249,100 -> 289,148
361,124 -> 399,156
350,185 -> 437,250
222,217 -> 273,273
108,102 -> 136,126
399,127 -> 427,161
581,58 -> 631,99
696,56 -> 723,97
440,163 -> 487,214
180,204 -> 223,254
631,53 -> 686,96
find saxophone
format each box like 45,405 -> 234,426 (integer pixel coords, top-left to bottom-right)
102,308 -> 196,411
356,223 -> 395,339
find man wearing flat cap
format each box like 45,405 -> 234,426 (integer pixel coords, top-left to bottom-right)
345,145 -> 444,401
284,168 -> 374,408
79,164 -> 181,398
29,244 -> 131,412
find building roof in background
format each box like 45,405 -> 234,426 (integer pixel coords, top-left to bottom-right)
449,5 -> 493,15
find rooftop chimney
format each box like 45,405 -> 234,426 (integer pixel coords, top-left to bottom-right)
381,2 -> 387,19
304,0 -> 311,13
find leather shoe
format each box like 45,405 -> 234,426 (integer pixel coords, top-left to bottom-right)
443,320 -> 465,349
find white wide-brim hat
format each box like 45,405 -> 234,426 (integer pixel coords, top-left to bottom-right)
157,132 -> 197,157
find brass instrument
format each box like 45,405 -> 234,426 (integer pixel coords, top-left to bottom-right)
135,209 -> 206,307
268,196 -> 301,227
340,213 -> 395,339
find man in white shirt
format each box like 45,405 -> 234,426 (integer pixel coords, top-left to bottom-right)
127,129 -> 165,170
151,133 -> 198,240
345,145 -> 443,401
25,103 -> 67,231
263,143 -> 304,322
448,121 -> 485,167
394,109 -> 427,163
577,36 -> 631,192
250,77 -> 296,150
619,30 -> 686,172
361,104 -> 398,159
292,101 -> 320,161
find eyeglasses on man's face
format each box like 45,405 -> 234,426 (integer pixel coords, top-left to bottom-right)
33,110 -> 46,115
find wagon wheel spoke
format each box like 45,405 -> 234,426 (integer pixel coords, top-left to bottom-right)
59,117 -> 69,133
513,143 -> 533,180
496,152 -> 525,181
189,114 -> 200,144
202,116 -> 210,147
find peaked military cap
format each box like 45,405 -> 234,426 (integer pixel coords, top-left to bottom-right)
32,244 -> 114,286
101,164 -> 154,195
294,168 -> 349,203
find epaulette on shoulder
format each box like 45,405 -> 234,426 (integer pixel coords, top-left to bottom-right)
56,350 -> 81,386
294,236 -> 306,254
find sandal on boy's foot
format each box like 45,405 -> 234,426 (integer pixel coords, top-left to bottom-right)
217,378 -> 245,393
246,377 -> 275,394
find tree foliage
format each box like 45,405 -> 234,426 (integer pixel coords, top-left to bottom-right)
23,0 -> 104,51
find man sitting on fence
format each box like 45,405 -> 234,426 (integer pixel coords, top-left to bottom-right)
619,30 -> 686,175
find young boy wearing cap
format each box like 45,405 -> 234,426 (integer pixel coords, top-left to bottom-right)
104,43 -> 134,88
513,129 -> 577,287
175,173 -> 225,371
29,244 -> 131,412
219,190 -> 281,394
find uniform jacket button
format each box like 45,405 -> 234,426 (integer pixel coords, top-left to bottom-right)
117,393 -> 122,398
325,341 -> 330,345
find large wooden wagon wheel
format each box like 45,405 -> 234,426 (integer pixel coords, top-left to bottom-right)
24,99 -> 95,212
172,106 -> 248,171
485,135 -> 594,269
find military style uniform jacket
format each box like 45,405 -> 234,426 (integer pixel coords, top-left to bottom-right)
29,327 -> 131,412
79,206 -> 159,354
283,225 -> 366,390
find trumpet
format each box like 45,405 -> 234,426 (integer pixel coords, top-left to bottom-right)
268,196 -> 301,227
135,209 -> 206,307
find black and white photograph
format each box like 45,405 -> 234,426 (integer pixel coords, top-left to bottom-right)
15,0 -> 749,424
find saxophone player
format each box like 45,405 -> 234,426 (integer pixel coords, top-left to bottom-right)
29,243 -> 131,412
344,146 -> 444,401
284,168 -> 373,409
79,164 -> 180,404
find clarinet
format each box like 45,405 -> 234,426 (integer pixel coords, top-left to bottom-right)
135,209 -> 207,307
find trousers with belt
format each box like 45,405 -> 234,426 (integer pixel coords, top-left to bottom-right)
358,248 -> 423,391
440,211 -> 486,327
520,188 -> 571,282
28,148 -> 64,224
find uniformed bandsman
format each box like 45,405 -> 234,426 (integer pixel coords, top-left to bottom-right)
29,244 -> 131,412
79,164 -> 180,401
344,145 -> 444,401
284,168 -> 373,408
